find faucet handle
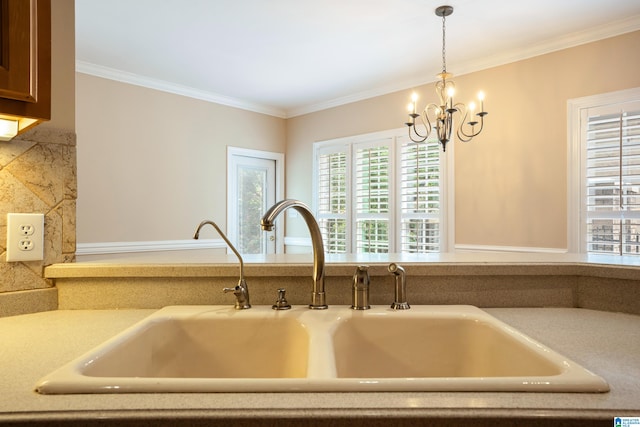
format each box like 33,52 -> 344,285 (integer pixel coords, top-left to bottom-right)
272,288 -> 292,310
351,265 -> 371,310
223,280 -> 251,310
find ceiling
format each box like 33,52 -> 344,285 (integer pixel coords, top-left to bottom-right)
75,0 -> 640,118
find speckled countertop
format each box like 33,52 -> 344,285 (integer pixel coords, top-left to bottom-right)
1,307 -> 639,426
44,252 -> 640,316
2,253 -> 639,425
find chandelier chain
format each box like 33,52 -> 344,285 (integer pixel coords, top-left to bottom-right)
441,13 -> 447,74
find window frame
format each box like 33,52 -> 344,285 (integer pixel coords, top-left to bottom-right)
567,87 -> 640,255
312,127 -> 453,254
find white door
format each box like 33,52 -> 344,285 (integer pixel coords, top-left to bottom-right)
228,148 -> 284,254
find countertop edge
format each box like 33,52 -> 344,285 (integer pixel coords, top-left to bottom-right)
43,258 -> 640,280
0,406 -> 624,425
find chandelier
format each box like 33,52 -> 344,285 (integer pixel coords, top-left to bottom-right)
405,5 -> 487,152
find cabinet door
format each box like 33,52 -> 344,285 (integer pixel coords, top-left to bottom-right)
0,0 -> 50,122
0,0 -> 37,102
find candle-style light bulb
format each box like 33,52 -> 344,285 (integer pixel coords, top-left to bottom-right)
410,93 -> 418,114
447,87 -> 455,110
477,91 -> 485,112
468,101 -> 476,123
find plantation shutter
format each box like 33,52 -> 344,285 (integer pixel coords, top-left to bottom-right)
316,146 -> 348,253
584,101 -> 640,255
354,140 -> 391,253
399,136 -> 441,252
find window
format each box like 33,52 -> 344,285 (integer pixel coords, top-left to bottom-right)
568,88 -> 640,256
314,129 -> 449,254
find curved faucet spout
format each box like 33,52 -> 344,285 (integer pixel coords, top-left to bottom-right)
193,220 -> 250,309
193,220 -> 245,279
261,199 -> 327,309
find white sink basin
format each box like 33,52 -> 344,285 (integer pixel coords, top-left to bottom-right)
35,305 -> 609,394
82,315 -> 309,379
332,316 -> 562,378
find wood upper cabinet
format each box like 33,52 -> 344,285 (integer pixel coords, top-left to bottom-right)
0,0 -> 51,137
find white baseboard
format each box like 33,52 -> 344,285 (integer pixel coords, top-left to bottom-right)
77,239 -> 565,256
455,244 -> 568,254
77,236 -> 309,256
76,239 -> 226,256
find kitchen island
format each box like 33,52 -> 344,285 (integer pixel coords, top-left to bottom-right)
1,253 -> 639,425
0,307 -> 639,426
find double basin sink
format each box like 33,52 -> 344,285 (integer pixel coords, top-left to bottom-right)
35,305 -> 609,394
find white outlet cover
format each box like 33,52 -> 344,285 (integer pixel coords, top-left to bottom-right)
6,213 -> 44,262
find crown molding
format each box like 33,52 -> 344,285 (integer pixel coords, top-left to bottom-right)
76,61 -> 288,118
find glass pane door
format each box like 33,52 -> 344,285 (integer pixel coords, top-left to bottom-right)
228,148 -> 282,255
237,159 -> 275,254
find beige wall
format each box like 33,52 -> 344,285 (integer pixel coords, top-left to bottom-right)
0,0 -> 76,316
286,31 -> 640,250
76,31 -> 640,252
76,74 -> 286,243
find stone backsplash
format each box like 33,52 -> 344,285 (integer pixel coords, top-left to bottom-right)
0,127 -> 76,315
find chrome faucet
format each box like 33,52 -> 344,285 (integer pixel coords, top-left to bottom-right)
193,220 -> 251,310
388,263 -> 410,310
260,199 -> 328,309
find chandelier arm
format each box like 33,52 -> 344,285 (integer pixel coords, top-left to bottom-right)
452,102 -> 465,112
417,110 -> 433,137
457,113 -> 485,141
474,116 -> 486,135
454,107 -> 471,142
407,111 -> 431,142
409,125 -> 429,143
410,109 -> 434,140
455,101 -> 480,138
456,127 -> 473,143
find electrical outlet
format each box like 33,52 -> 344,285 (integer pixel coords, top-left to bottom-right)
20,224 -> 35,236
6,213 -> 44,262
19,239 -> 35,251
